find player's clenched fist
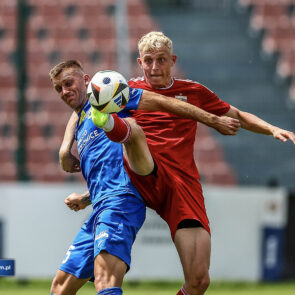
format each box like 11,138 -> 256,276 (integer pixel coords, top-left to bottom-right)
64,192 -> 91,211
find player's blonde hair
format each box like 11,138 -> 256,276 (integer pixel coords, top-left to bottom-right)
138,31 -> 173,54
49,59 -> 84,81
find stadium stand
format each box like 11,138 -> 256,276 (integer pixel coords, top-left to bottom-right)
0,0 -> 17,181
239,0 -> 295,102
148,0 -> 295,189
1,0 -> 266,185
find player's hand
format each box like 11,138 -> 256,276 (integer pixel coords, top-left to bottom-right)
272,128 -> 295,145
64,193 -> 89,211
213,116 -> 241,135
59,151 -> 81,173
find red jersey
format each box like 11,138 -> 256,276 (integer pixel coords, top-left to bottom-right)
125,77 -> 230,238
129,77 -> 230,181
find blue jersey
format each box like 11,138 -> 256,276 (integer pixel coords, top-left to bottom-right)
75,88 -> 143,207
59,88 -> 146,278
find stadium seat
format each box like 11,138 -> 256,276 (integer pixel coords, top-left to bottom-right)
262,22 -> 295,55
250,3 -> 289,32
277,49 -> 295,78
0,161 -> 17,181
0,114 -> 18,181
200,162 -> 236,185
0,86 -> 17,105
240,0 -> 295,8
288,79 -> 295,101
194,125 -> 236,185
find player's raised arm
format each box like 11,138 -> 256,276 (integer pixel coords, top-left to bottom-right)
225,105 -> 295,145
59,111 -> 81,173
139,90 -> 241,136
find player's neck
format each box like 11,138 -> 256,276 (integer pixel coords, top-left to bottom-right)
146,77 -> 174,89
74,97 -> 87,114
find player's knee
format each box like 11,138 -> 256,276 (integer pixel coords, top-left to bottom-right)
94,274 -> 109,292
125,118 -> 146,142
186,270 -> 210,294
50,275 -> 63,295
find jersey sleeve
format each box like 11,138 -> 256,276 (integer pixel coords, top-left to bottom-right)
197,84 -> 230,116
118,88 -> 143,118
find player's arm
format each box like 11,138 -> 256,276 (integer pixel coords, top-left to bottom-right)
59,111 -> 81,173
139,90 -> 240,135
225,105 -> 295,144
65,191 -> 91,211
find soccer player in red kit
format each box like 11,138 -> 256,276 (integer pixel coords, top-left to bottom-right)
60,32 -> 295,295
126,32 -> 295,295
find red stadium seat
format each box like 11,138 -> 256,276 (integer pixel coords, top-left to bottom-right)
0,161 -> 17,181
262,22 -> 295,55
194,125 -> 236,185
277,49 -> 295,78
240,0 -> 295,8
250,3 -> 289,31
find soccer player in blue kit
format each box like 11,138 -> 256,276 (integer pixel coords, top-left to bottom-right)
49,60 -> 240,295
49,60 -> 153,295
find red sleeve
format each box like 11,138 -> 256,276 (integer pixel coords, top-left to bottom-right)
197,84 -> 230,116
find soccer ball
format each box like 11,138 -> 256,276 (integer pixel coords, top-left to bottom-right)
87,70 -> 130,113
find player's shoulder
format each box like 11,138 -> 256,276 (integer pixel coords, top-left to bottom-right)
173,78 -> 206,91
174,77 -> 202,88
129,76 -> 145,87
174,78 -> 214,93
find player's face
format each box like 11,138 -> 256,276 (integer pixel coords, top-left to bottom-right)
137,47 -> 177,88
52,68 -> 90,112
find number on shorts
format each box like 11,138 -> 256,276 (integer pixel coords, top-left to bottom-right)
62,245 -> 75,264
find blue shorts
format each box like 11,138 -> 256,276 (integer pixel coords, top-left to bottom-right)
59,195 -> 146,279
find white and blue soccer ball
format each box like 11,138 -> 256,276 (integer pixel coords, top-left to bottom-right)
87,70 -> 130,113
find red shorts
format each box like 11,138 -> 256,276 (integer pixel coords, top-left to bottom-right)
123,155 -> 210,240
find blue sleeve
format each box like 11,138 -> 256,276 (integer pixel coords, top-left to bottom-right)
119,88 -> 143,118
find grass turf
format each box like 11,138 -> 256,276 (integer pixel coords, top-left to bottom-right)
0,279 -> 295,294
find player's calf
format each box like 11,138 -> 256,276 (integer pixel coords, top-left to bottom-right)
50,270 -> 88,295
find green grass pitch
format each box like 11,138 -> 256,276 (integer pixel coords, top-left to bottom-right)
0,279 -> 295,294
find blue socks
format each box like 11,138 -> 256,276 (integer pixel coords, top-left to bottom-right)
97,287 -> 122,294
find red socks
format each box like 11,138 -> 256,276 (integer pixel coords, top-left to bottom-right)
105,114 -> 131,144
177,285 -> 189,295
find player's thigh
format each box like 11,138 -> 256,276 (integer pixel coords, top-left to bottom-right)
123,117 -> 154,175
51,269 -> 90,295
174,227 -> 211,278
94,250 -> 127,291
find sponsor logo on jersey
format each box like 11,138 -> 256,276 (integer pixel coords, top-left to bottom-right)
79,110 -> 86,126
77,129 -> 101,153
87,109 -> 92,119
175,93 -> 187,102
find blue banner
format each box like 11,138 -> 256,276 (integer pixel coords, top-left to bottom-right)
262,227 -> 284,281
0,259 -> 15,276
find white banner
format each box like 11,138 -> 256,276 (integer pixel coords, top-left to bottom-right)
0,184 -> 287,280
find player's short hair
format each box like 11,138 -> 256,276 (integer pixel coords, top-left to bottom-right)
49,60 -> 84,81
138,31 -> 173,54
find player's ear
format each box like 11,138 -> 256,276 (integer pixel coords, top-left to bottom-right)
171,54 -> 177,66
137,57 -> 143,67
84,74 -> 91,86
